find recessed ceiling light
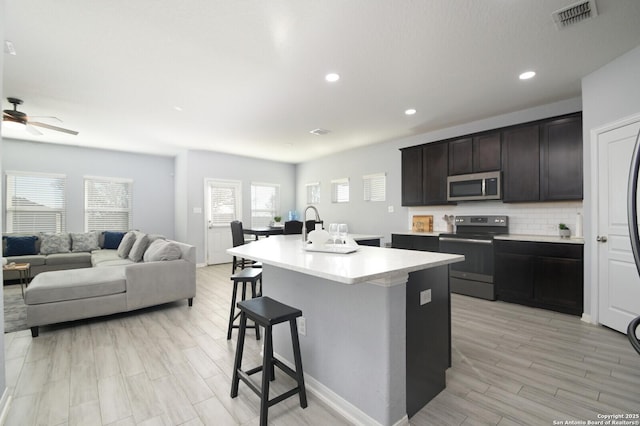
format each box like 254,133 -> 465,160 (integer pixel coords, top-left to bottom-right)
325,73 -> 340,82
519,71 -> 536,80
173,106 -> 183,112
309,128 -> 330,136
405,108 -> 417,116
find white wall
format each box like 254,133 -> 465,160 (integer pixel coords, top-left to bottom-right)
177,149 -> 296,264
296,97 -> 583,246
1,139 -> 175,237
582,44 -> 640,318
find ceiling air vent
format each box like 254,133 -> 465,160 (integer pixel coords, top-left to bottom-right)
552,0 -> 598,29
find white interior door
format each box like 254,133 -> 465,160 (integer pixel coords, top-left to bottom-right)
597,118 -> 640,333
205,179 -> 242,265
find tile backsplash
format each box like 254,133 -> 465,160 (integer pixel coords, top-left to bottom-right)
409,201 -> 583,237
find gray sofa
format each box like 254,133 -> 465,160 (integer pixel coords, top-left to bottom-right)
19,234 -> 196,337
2,232 -> 167,281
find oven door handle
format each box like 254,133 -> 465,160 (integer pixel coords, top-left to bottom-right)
438,237 -> 493,245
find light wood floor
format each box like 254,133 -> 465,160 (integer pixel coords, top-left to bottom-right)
4,264 -> 640,425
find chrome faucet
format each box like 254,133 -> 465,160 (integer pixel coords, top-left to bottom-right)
302,205 -> 321,242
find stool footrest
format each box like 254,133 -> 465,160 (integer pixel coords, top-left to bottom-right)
236,367 -> 304,408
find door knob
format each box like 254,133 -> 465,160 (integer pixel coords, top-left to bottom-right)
596,236 -> 608,242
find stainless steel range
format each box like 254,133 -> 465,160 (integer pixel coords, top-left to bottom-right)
438,215 -> 509,300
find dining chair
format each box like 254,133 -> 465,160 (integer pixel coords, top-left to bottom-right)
283,220 -> 303,235
231,220 -> 262,273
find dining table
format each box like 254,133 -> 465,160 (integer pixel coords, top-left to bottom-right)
243,226 -> 284,240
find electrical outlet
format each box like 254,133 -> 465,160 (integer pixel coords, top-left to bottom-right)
420,289 -> 432,306
297,316 -> 306,336
388,205 -> 394,213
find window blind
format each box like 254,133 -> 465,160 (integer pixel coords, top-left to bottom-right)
306,182 -> 320,204
208,180 -> 241,226
5,171 -> 67,233
363,172 -> 386,202
251,182 -> 280,227
84,176 -> 133,231
331,178 -> 350,203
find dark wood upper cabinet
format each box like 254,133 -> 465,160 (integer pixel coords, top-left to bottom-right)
400,112 -> 582,206
540,114 -> 583,201
473,132 -> 501,172
501,124 -> 540,202
401,146 -> 424,206
448,138 -> 473,175
423,142 -> 449,204
448,132 -> 501,175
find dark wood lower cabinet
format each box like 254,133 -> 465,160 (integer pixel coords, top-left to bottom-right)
495,240 -> 583,315
391,234 -> 439,251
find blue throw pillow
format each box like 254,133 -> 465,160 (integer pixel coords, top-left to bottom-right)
103,231 -> 126,249
3,235 -> 38,256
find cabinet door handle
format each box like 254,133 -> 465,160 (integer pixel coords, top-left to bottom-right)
596,236 -> 608,242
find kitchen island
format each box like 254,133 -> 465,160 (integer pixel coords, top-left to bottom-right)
228,235 -> 463,426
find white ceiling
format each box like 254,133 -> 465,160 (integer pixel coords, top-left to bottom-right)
2,0 -> 640,163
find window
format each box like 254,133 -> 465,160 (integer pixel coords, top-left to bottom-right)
251,182 -> 280,227
363,172 -> 386,202
331,178 -> 350,203
306,182 -> 320,204
5,171 -> 67,233
84,176 -> 133,231
207,179 -> 241,227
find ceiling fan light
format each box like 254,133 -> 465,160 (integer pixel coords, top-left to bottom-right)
3,115 -> 26,130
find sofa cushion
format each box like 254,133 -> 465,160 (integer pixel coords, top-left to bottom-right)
103,231 -> 126,250
128,232 -> 150,262
92,249 -> 134,267
143,239 -> 182,262
3,235 -> 38,256
25,267 -> 126,305
46,252 -> 92,266
40,233 -> 71,255
5,254 -> 46,266
117,231 -> 136,259
71,232 -> 100,253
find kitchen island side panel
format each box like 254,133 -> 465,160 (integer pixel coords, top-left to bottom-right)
263,264 -> 408,426
406,265 -> 450,418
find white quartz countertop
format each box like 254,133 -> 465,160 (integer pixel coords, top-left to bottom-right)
227,235 -> 463,285
392,231 -> 443,237
350,234 -> 383,240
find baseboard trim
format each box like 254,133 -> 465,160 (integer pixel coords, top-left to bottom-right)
196,263 -> 207,268
0,387 -> 12,426
581,313 -> 594,324
275,352 -> 409,426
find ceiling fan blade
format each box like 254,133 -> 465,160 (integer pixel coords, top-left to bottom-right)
29,115 -> 63,124
26,124 -> 43,135
29,121 -> 78,135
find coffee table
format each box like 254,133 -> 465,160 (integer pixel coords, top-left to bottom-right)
3,262 -> 31,298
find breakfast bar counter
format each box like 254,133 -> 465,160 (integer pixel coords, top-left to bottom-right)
228,235 -> 463,425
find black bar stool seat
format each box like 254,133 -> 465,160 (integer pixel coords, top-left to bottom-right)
227,268 -> 262,340
231,296 -> 308,426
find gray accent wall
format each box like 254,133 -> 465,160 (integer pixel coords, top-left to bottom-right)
582,44 -> 640,318
175,149 -> 296,264
1,139 -> 175,237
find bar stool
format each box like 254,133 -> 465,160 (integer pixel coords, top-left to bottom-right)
231,297 -> 308,426
227,268 -> 262,340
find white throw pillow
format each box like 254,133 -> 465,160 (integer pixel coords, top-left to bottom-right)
143,239 -> 182,262
117,231 -> 137,259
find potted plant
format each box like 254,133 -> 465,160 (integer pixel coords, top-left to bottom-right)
273,215 -> 283,226
559,223 -> 571,238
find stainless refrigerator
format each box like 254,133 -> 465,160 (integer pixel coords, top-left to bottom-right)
626,128 -> 640,354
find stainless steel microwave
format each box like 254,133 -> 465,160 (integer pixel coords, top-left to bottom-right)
447,171 -> 501,202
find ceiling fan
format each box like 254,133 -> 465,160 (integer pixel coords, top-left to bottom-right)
2,97 -> 78,135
